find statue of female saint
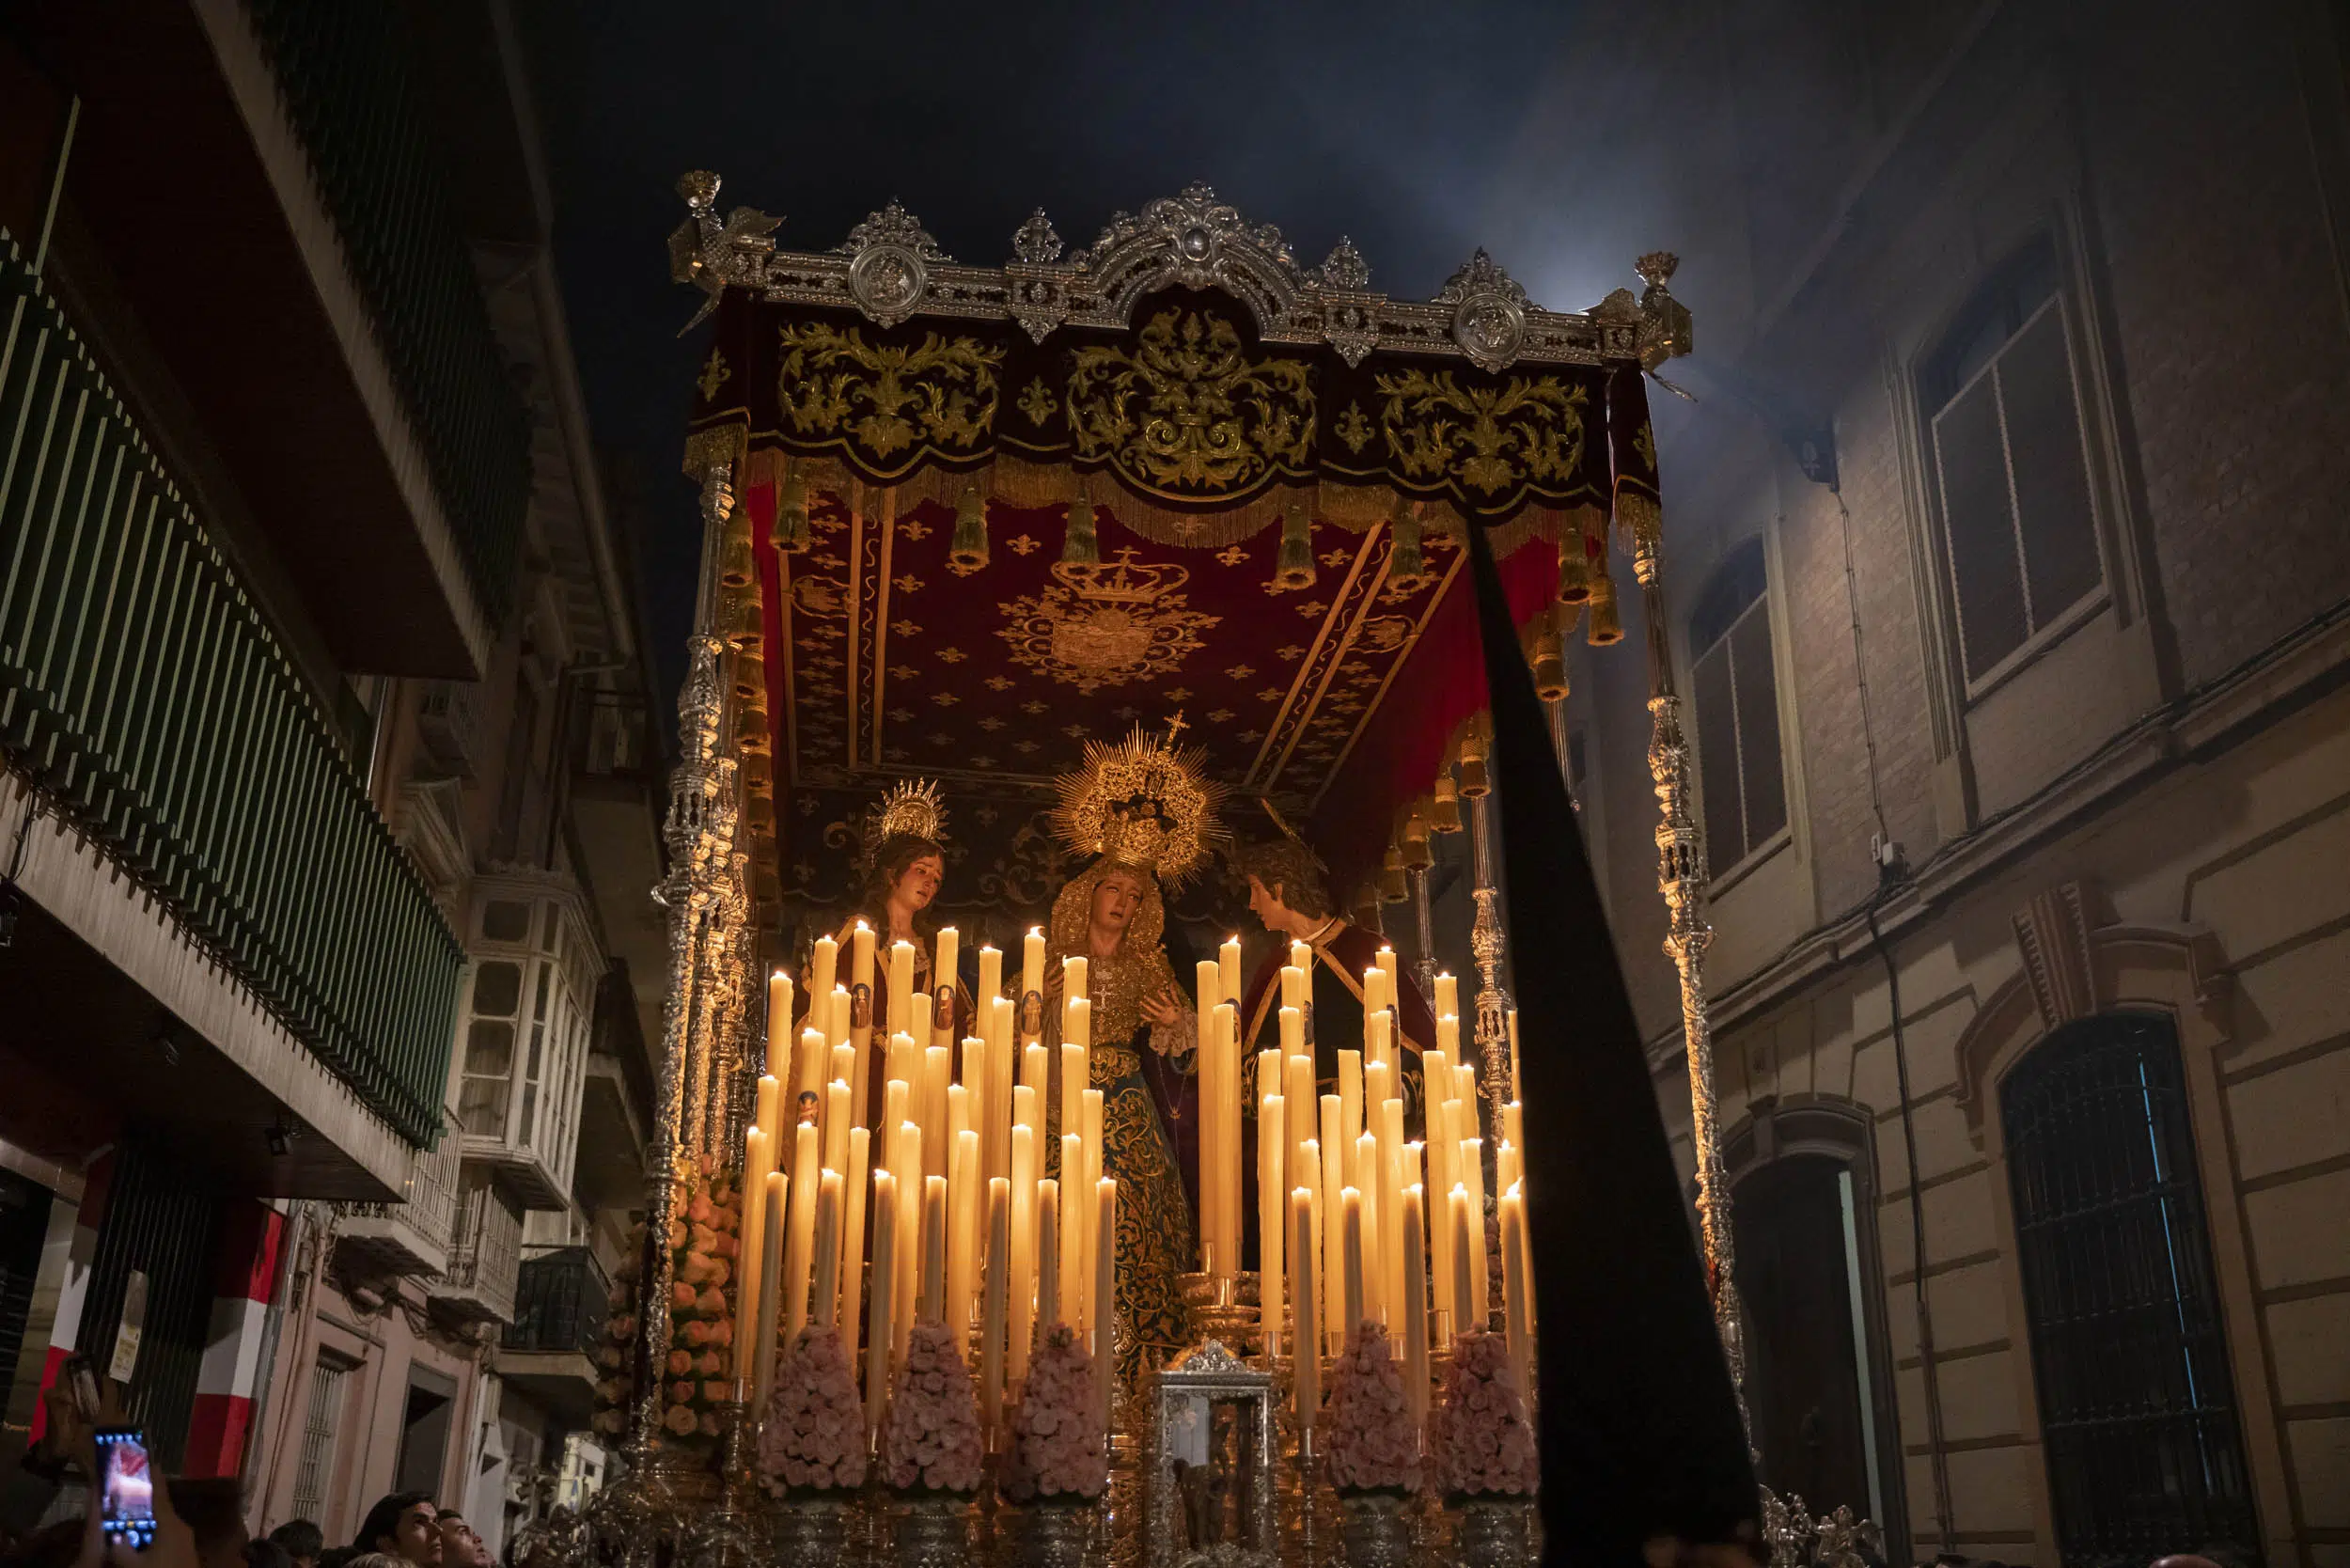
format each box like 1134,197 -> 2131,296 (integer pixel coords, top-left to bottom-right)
1043,723 -> 1227,1388
817,780 -> 974,1115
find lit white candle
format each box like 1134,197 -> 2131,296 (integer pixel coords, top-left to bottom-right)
851,921 -> 877,1127
1401,1183 -> 1429,1424
978,943 -> 1002,1014
1463,1136 -> 1491,1330
1339,1050 -> 1364,1155
981,1177 -> 1010,1432
811,1170 -> 842,1329
1093,1177 -> 1117,1432
1500,1184 -> 1531,1397
1259,1093 -> 1285,1356
738,1125 -> 770,1377
1378,1099 -> 1407,1334
1218,935 -> 1242,1012
823,1080 -> 851,1175
1060,1133 -> 1087,1330
838,1128 -> 870,1372
1063,954 -> 1088,1002
923,1045 -> 951,1180
811,936 -> 838,1007
1340,1185 -> 1366,1341
1037,1177 -> 1061,1329
798,1026 -> 828,1110
1434,971 -> 1458,1022
1375,946 -> 1399,989
1449,1184 -> 1477,1341
766,970 -> 793,1080
784,1123 -> 821,1338
866,1171 -> 897,1435
1362,964 -> 1389,1026
755,1077 -> 781,1164
934,926 -> 960,1023
1300,1137 -> 1325,1354
1318,1098 -> 1345,1349
890,940 -> 916,1031
1009,1123 -> 1038,1385
1354,1132 -> 1383,1326
1292,1188 -> 1319,1430
753,1170 -> 787,1413
949,1126 -> 980,1333
920,1175 -> 948,1322
1022,929 -> 1045,1038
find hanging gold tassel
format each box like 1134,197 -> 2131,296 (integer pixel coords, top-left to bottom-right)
1587,563 -> 1625,645
719,525 -> 754,588
1063,483 -> 1100,565
1351,881 -> 1386,933
1533,613 -> 1571,702
1379,844 -> 1409,903
1399,803 -> 1434,871
1273,499 -> 1316,591
1431,767 -> 1464,834
726,589 -> 763,654
771,460 -> 810,554
1456,714 -> 1492,799
950,480 -> 990,573
1386,494 -> 1427,591
1557,525 -> 1593,603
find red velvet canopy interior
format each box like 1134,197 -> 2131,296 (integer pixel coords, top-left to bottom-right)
747,482 -> 1561,933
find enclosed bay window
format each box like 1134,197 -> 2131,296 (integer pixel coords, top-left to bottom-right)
1689,538 -> 1787,871
1925,237 -> 2104,687
456,875 -> 598,1208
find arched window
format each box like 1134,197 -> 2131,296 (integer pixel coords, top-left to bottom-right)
1689,537 -> 1786,870
1999,1013 -> 2258,1562
1923,236 -> 2104,686
1728,1102 -> 1903,1552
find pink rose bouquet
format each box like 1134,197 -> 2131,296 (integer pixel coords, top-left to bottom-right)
1000,1324 -> 1106,1503
1324,1322 -> 1422,1496
883,1319 -> 985,1495
759,1325 -> 869,1496
1429,1329 -> 1537,1499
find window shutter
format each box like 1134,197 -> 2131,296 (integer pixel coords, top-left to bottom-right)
1730,606 -> 1787,845
1935,377 -> 2029,682
2000,305 -> 2101,622
1693,640 -> 1745,863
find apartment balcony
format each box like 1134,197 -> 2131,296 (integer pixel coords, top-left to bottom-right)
453,874 -> 599,1211
415,682 -> 487,781
15,0 -> 529,676
337,1104 -> 465,1278
434,1172 -> 523,1325
0,238 -> 463,1158
498,1247 -> 610,1424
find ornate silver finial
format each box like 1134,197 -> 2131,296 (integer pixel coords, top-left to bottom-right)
677,170 -> 720,212
1636,250 -> 1680,290
1012,208 -> 1064,264
1436,248 -> 1531,371
1317,236 -> 1371,291
838,199 -> 947,327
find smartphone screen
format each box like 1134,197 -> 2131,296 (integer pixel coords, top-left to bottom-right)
96,1428 -> 156,1546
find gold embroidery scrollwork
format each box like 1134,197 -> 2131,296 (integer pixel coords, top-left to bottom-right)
1067,306 -> 1314,499
776,322 -> 1003,471
1375,368 -> 1589,504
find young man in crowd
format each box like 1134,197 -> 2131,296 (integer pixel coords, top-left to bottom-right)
351,1496 -> 439,1568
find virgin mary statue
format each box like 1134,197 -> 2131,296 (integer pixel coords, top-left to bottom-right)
1043,722 -> 1227,1388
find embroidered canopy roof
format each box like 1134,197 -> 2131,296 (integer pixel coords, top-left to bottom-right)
670,175 -> 1690,930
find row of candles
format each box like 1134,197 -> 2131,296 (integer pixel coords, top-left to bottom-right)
727,922 -> 1538,1442
1257,955 -> 1538,1433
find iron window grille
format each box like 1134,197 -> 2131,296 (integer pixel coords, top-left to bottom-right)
2000,1012 -> 2259,1564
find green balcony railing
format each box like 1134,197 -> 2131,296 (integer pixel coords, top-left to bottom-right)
243,0 -> 528,623
0,235 -> 462,1148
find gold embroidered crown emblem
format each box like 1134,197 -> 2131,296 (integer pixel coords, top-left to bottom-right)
1051,715 -> 1228,888
1051,547 -> 1188,605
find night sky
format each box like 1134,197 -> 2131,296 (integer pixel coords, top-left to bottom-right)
517,0 -> 1668,698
